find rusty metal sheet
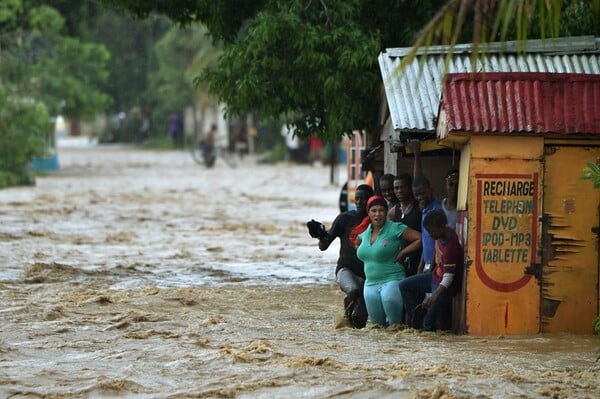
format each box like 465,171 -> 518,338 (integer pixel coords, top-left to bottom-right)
378,36 -> 600,133
440,72 -> 600,135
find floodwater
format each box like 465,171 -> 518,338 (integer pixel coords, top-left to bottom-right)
0,141 -> 598,399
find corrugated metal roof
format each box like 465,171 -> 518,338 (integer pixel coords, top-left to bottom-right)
378,36 -> 600,133
439,72 -> 600,136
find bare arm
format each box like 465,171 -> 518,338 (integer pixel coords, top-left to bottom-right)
318,234 -> 334,251
423,284 -> 447,308
395,227 -> 422,263
388,205 -> 397,221
409,140 -> 423,179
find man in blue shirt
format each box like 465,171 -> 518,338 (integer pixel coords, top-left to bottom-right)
412,175 -> 442,273
409,140 -> 444,273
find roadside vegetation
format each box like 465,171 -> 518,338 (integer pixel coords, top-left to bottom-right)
581,161 -> 600,359
1,1 -> 598,188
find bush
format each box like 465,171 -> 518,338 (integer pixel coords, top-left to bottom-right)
264,141 -> 287,164
0,89 -> 49,188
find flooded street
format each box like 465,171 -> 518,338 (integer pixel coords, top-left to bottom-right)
0,142 -> 598,398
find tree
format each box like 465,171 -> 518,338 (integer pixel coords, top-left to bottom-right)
0,1 -> 111,186
101,0 -> 449,141
406,0 -> 599,58
26,1 -> 173,140
146,25 -> 213,137
1,2 -> 111,122
0,87 -> 49,188
83,9 -> 170,115
101,0 -> 598,142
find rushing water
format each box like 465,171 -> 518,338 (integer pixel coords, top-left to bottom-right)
0,141 -> 597,398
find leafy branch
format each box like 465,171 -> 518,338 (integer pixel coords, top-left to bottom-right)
580,162 -> 600,189
581,161 -> 600,360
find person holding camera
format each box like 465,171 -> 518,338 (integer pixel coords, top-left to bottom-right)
307,184 -> 374,328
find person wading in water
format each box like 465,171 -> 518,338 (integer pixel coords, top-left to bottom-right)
307,184 -> 374,328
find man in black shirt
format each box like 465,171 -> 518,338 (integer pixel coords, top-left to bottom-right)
311,184 -> 374,328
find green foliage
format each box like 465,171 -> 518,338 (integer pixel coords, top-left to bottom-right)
0,2 -> 112,119
582,161 -> 600,358
264,141 -> 286,164
404,1 -> 599,65
100,0 -> 598,143
83,9 -> 171,114
100,0 -> 266,43
254,119 -> 283,154
141,135 -> 175,150
146,25 -> 211,135
0,88 -> 49,188
33,37 -> 112,119
583,162 -> 600,358
200,0 -> 384,141
0,0 -> 21,25
581,162 -> 600,189
0,1 -> 114,187
101,0 -> 450,141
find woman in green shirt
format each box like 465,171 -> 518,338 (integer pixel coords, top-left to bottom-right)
352,196 -> 422,327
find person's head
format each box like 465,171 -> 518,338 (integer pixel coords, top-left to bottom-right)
349,195 -> 387,246
354,184 -> 374,216
393,173 -> 414,202
423,209 -> 448,240
366,195 -> 388,228
378,173 -> 397,205
412,175 -> 434,211
445,168 -> 459,200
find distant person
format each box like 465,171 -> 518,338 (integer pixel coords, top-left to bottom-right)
168,113 -> 184,148
308,135 -> 325,165
410,140 -> 442,274
281,125 -> 301,163
202,123 -> 218,167
138,109 -> 150,143
235,126 -> 248,159
388,173 -> 422,276
204,123 -> 217,152
399,209 -> 464,331
378,173 -> 398,210
442,168 -> 459,230
308,184 -> 374,328
351,196 -> 421,327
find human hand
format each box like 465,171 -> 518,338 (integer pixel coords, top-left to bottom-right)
395,250 -> 407,263
307,219 -> 326,239
422,294 -> 434,309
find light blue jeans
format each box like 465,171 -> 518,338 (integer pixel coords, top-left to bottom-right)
363,280 -> 404,327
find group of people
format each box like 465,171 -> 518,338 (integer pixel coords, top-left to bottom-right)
309,141 -> 464,331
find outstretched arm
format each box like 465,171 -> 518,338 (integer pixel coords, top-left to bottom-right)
318,234 -> 334,251
388,205 -> 397,221
409,140 -> 423,179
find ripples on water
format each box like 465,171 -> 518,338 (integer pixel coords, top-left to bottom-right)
0,145 -> 597,398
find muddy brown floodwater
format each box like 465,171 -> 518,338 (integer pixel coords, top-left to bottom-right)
0,141 -> 598,399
